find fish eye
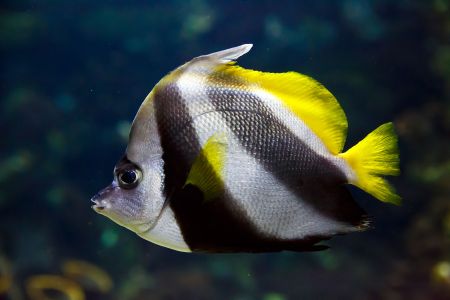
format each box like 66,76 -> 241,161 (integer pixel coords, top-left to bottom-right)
118,168 -> 141,189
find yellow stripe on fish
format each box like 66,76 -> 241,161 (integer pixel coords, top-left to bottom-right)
214,65 -> 348,155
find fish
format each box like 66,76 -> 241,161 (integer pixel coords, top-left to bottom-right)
91,44 -> 401,253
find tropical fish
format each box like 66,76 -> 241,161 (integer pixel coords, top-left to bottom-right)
91,44 -> 400,253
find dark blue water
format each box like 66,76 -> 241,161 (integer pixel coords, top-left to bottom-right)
1,1 -> 449,299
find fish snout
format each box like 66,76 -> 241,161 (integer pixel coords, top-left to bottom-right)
90,196 -> 106,212
90,183 -> 118,213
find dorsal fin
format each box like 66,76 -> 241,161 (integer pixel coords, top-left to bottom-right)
199,44 -> 253,64
215,66 -> 348,154
159,44 -> 253,85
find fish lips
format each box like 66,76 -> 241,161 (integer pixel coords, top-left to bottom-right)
91,182 -> 119,214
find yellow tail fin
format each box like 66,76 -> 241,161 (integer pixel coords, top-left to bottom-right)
339,122 -> 401,205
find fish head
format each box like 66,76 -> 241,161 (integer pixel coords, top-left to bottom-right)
91,92 -> 166,234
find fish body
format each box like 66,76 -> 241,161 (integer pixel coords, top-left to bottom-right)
91,44 -> 400,253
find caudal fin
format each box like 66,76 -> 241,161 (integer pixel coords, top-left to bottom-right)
339,122 -> 401,205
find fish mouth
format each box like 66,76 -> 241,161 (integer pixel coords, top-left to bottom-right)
91,183 -> 118,213
91,197 -> 106,212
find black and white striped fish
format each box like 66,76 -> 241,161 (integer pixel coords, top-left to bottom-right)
91,44 -> 401,253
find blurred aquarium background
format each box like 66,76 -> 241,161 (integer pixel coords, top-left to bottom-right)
1,0 -> 449,299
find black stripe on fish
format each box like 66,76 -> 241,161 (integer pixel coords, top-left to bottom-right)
153,83 -> 201,201
205,84 -> 367,228
153,82 -> 331,252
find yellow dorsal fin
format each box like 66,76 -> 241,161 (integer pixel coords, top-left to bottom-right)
185,133 -> 228,201
218,66 -> 348,154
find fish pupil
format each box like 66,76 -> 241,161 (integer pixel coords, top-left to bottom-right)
120,170 -> 137,184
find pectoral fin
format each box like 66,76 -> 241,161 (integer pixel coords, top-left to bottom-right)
185,133 -> 228,201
